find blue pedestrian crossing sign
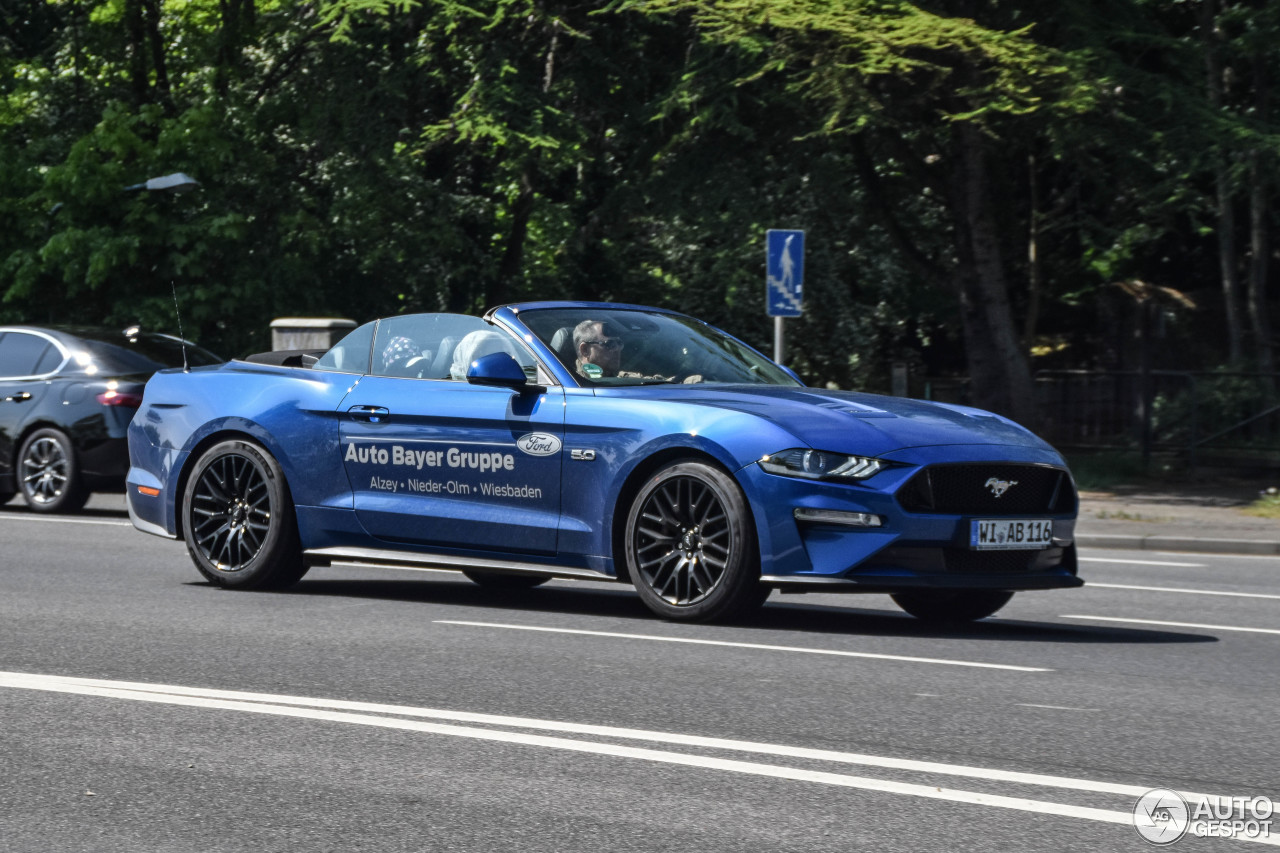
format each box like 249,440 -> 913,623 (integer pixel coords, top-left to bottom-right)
766,229 -> 804,317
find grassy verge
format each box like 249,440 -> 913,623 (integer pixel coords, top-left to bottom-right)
1064,452 -> 1155,491
1244,488 -> 1280,518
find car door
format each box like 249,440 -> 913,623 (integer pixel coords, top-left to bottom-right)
0,330 -> 67,489
338,316 -> 565,555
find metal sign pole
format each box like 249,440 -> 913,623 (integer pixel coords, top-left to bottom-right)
774,316 -> 784,365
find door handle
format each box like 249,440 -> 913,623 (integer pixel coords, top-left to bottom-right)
4,392 -> 32,403
347,405 -> 389,423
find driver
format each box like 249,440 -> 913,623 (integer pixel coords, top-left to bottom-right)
572,319 -> 700,383
572,319 -> 624,380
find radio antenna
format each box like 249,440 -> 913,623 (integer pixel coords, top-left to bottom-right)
124,172 -> 200,371
170,279 -> 189,372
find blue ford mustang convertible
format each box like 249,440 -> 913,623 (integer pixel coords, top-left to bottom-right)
126,302 -> 1082,623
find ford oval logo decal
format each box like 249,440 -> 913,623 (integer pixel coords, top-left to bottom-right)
517,433 -> 562,456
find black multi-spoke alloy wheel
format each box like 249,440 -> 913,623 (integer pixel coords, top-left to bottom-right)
462,570 -> 552,590
18,428 -> 87,513
891,589 -> 1014,623
625,460 -> 766,622
182,440 -> 308,590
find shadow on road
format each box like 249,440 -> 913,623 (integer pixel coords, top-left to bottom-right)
210,574 -> 1218,646
0,504 -> 130,520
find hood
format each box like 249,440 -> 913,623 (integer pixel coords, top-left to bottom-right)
605,385 -> 1055,457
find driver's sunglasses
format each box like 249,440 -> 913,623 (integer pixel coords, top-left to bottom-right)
585,339 -> 623,350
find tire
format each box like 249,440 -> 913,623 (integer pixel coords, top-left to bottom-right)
182,439 -> 308,590
891,589 -> 1014,623
624,460 -> 765,622
462,570 -> 552,590
18,428 -> 88,513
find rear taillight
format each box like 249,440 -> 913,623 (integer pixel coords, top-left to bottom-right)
97,390 -> 144,407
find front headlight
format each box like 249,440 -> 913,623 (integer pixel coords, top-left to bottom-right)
758,449 -> 889,481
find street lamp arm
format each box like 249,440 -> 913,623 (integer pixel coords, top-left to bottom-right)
123,173 -> 200,194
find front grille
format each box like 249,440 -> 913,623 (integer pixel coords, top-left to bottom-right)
944,548 -> 1044,574
896,464 -> 1076,515
862,545 -> 1067,575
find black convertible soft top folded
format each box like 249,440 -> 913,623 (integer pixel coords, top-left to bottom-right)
239,349 -> 325,368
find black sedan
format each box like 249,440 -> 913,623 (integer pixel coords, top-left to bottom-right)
0,325 -> 220,512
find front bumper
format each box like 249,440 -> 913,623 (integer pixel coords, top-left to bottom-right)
740,447 -> 1082,592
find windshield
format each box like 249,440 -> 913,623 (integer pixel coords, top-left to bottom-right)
519,307 -> 799,387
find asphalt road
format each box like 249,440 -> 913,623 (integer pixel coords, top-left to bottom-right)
2,495 -> 1277,852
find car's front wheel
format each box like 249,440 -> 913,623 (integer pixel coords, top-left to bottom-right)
891,589 -> 1014,623
625,460 -> 766,622
18,428 -> 87,513
182,439 -> 308,590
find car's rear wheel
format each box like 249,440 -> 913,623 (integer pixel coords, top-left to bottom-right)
891,589 -> 1014,623
625,460 -> 766,622
19,428 -> 87,513
462,570 -> 552,590
182,439 -> 308,590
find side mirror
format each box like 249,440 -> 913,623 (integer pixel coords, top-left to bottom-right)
466,351 -> 531,389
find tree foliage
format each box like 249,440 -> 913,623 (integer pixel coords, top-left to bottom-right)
0,0 -> 1276,422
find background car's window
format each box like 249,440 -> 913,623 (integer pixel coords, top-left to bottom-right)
314,321 -> 375,374
368,314 -> 536,381
0,331 -> 63,378
74,333 -> 222,373
33,343 -> 66,375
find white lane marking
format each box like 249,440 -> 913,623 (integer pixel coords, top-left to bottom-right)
3,671 -> 1265,842
0,514 -> 131,527
434,620 -> 1050,672
1015,704 -> 1099,712
1061,615 -> 1280,635
1088,583 -> 1280,601
1152,551 -> 1280,561
1079,557 -> 1205,567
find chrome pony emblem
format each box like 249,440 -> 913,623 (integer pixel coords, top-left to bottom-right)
985,477 -> 1018,498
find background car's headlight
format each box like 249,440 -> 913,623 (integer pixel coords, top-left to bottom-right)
758,449 -> 888,481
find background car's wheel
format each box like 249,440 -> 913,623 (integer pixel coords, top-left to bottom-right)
182,439 -> 308,590
891,589 -> 1014,623
0,490 -> 13,506
462,570 -> 552,590
18,428 -> 87,513
625,460 -> 765,622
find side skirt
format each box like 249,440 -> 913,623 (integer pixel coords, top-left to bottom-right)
303,546 -> 617,583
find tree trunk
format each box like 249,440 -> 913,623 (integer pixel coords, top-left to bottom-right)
123,0 -> 149,105
1202,0 -> 1245,362
492,168 -> 535,307
949,123 -> 1038,427
141,0 -> 170,106
1024,152 -> 1042,348
1246,170 -> 1272,374
1248,52 -> 1274,375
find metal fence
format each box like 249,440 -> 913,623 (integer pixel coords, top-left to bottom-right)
915,371 -> 1280,472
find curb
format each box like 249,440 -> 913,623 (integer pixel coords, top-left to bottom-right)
1076,533 -> 1280,556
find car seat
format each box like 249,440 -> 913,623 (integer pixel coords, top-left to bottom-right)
450,330 -> 519,380
548,326 -> 576,369
426,336 -> 458,379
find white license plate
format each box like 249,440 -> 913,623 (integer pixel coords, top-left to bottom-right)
970,519 -> 1053,550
